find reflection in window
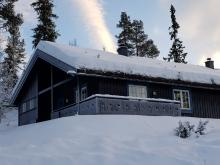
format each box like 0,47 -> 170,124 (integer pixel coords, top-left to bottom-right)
173,89 -> 190,109
128,85 -> 147,98
29,99 -> 35,110
81,86 -> 87,101
21,103 -> 26,113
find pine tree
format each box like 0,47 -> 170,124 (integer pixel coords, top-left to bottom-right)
116,12 -> 160,58
195,120 -> 209,136
131,20 -> 146,57
0,0 -> 25,102
0,33 -> 4,60
0,35 -> 4,123
175,121 -> 195,138
143,39 -> 160,58
32,0 -> 59,48
116,12 -> 134,56
164,5 -> 187,63
131,20 -> 159,58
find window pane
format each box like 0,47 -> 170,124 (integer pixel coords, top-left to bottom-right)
22,103 -> 26,113
81,86 -> 87,101
129,85 -> 147,98
174,91 -> 181,101
30,99 -> 34,109
173,90 -> 190,110
75,89 -> 79,103
182,91 -> 190,109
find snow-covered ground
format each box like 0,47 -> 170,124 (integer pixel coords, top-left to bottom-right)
0,113 -> 220,165
0,109 -> 17,131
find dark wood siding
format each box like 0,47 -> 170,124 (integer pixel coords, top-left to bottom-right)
98,78 -> 127,96
18,69 -> 38,126
79,76 -> 99,97
147,83 -> 172,99
191,88 -> 220,118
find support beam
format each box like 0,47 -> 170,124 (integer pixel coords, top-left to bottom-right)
51,66 -> 54,113
76,75 -> 80,114
53,78 -> 73,88
38,78 -> 73,95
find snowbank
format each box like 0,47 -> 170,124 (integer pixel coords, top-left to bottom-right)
0,109 -> 17,131
0,115 -> 220,165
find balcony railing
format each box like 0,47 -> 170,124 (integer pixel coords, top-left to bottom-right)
52,94 -> 181,118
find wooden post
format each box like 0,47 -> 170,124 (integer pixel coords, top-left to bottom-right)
76,75 -> 80,114
36,72 -> 39,122
50,66 -> 54,114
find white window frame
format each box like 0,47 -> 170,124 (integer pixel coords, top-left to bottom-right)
128,85 -> 147,98
173,89 -> 191,110
81,86 -> 88,101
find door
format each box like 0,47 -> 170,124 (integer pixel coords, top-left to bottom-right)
38,91 -> 51,122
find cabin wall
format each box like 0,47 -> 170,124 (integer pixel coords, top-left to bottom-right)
18,58 -> 76,126
18,70 -> 38,126
147,83 -> 173,99
98,78 -> 127,96
16,60 -> 220,126
96,78 -> 220,119
95,78 -> 173,99
191,88 -> 220,118
79,76 -> 99,97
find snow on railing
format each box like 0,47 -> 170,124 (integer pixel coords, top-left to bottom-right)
82,94 -> 180,104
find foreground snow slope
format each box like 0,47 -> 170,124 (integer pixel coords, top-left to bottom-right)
0,109 -> 17,131
0,115 -> 220,165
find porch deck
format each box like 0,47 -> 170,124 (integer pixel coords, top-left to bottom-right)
52,95 -> 181,119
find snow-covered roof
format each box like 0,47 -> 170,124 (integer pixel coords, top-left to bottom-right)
37,41 -> 220,85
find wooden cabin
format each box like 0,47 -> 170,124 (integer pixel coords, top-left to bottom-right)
10,41 -> 220,126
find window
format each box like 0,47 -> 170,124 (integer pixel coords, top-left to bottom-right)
75,89 -> 79,103
20,98 -> 37,113
29,99 -> 35,110
21,102 -> 26,113
173,89 -> 191,110
81,86 -> 87,101
128,85 -> 147,98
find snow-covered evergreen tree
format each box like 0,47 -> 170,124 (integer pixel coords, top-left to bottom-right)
0,0 -> 25,103
195,120 -> 209,136
164,5 -> 187,63
131,20 -> 146,57
131,20 -> 159,58
144,39 -> 160,58
32,0 -> 59,48
116,12 -> 159,58
116,12 -> 134,56
175,121 -> 195,138
0,32 -> 7,122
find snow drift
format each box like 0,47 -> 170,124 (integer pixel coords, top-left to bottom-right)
0,115 -> 220,165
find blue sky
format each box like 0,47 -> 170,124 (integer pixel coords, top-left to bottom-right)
15,0 -> 220,68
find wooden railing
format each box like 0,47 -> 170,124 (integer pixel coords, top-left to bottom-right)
79,95 -> 181,116
51,94 -> 181,119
